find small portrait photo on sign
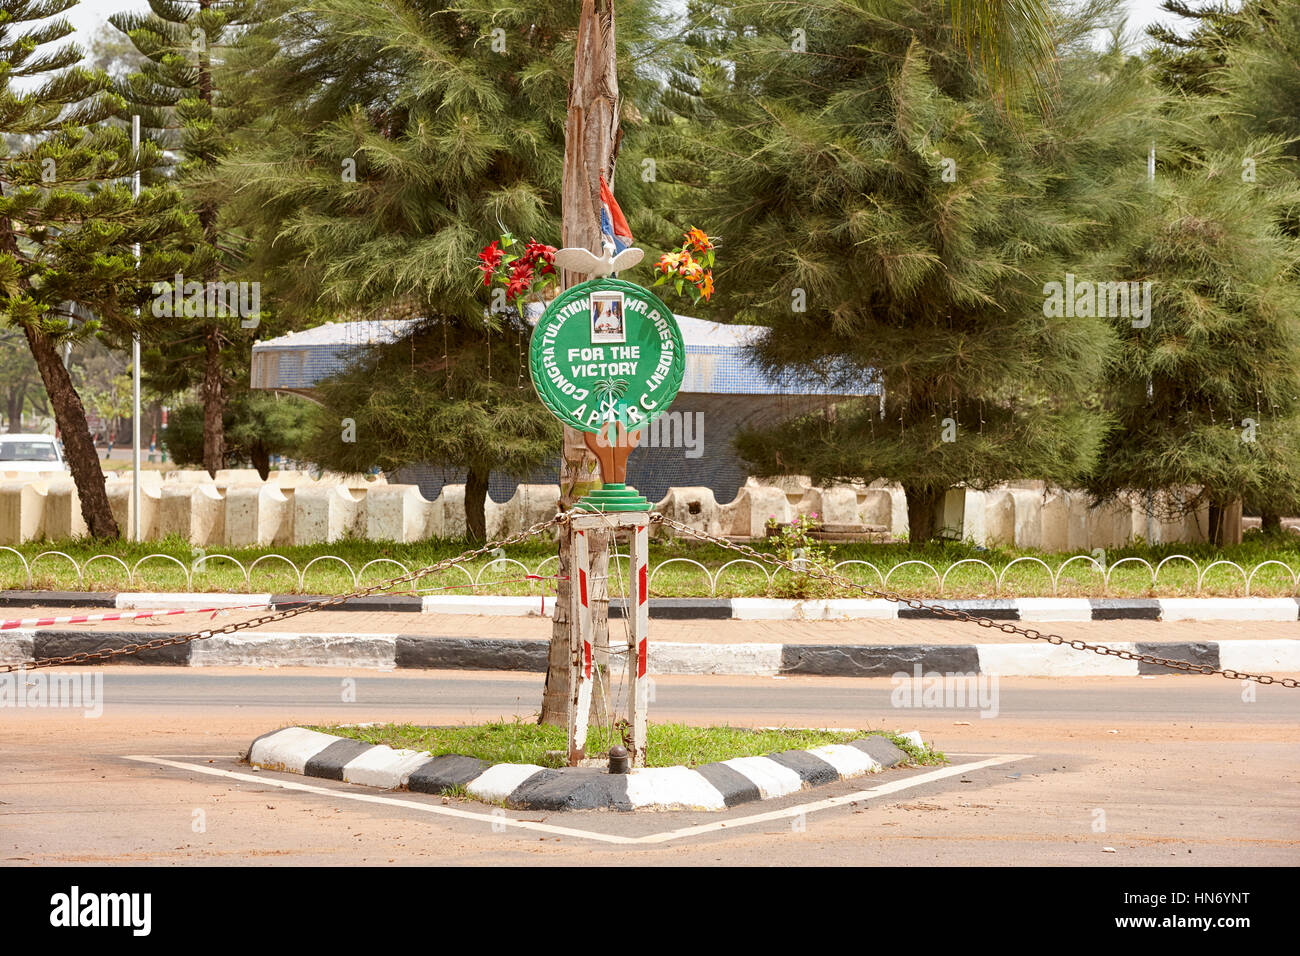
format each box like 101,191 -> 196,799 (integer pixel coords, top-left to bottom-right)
590,291 -> 626,344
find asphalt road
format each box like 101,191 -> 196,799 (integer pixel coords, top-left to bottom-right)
45,667 -> 1300,722
2,667 -> 1297,866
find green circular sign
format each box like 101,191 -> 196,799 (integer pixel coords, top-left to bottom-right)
529,277 -> 685,434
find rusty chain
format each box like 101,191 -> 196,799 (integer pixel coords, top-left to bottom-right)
7,507 -> 1295,687
651,513 -> 1300,688
1,514 -> 566,674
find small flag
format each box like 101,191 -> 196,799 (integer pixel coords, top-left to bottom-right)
599,173 -> 633,253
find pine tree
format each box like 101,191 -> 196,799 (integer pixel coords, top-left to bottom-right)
163,389 -> 313,478
110,0 -> 271,477
222,0 -> 670,536
1146,0 -> 1253,96
1221,0 -> 1300,204
298,315 -> 561,540
674,0 -> 1156,545
1087,0 -> 1300,540
0,0 -> 188,536
1085,146 -> 1300,541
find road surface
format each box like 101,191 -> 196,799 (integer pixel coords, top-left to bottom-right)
2,667 -> 1296,865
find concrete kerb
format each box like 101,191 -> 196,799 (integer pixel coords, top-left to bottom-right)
7,591 -> 1300,622
244,725 -> 913,811
3,628 -> 1298,677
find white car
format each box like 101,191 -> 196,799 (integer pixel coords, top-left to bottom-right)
0,433 -> 68,473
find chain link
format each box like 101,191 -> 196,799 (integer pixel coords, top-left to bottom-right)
1,514 -> 566,674
11,509 -> 1295,688
651,513 -> 1300,689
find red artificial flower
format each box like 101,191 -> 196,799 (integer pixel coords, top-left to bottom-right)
523,239 -> 557,275
506,258 -> 535,300
478,240 -> 504,286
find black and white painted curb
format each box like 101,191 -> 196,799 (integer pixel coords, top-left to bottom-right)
12,590 -> 1300,622
2,627 -> 1295,676
245,726 -> 912,811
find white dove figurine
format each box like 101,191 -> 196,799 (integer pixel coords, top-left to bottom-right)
553,238 -> 644,278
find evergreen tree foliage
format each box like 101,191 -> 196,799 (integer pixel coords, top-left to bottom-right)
110,0 -> 273,476
164,388 -> 314,478
1146,0 -> 1252,96
222,0 -> 672,535
298,316 -> 561,541
1085,144 -> 1300,538
0,0 -> 189,536
674,0 -> 1156,544
1089,0 -> 1300,538
1220,0 -> 1300,198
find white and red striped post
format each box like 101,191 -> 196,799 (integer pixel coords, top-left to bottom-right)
568,526 -> 595,765
628,518 -> 649,766
567,511 -> 652,767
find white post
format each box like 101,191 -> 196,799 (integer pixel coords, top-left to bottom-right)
1145,140 -> 1155,546
131,115 -> 142,542
628,519 -> 649,766
567,511 -> 652,766
568,525 -> 594,765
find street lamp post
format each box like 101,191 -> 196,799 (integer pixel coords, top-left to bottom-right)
131,115 -> 142,542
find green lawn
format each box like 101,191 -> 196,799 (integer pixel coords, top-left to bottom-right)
313,720 -> 945,769
4,530 -> 1300,598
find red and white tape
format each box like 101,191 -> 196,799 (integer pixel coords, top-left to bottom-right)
0,602 -> 274,631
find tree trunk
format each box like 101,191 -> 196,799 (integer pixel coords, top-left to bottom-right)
1261,513 -> 1282,535
22,323 -> 119,537
540,0 -> 622,727
903,484 -> 944,550
1207,498 -> 1243,546
6,386 -> 22,431
250,440 -> 270,481
465,466 -> 489,542
201,323 -> 225,477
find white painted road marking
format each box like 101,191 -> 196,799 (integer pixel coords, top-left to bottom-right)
121,753 -> 1031,845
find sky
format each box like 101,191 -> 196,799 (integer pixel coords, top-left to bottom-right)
63,0 -> 1198,51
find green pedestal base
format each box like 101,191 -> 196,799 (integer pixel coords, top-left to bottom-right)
575,483 -> 650,513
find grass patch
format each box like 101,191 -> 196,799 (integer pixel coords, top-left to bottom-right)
312,719 -> 945,769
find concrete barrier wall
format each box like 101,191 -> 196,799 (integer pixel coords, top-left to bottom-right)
0,470 -> 1243,549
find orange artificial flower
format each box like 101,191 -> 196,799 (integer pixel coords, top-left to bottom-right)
696,272 -> 714,301
684,227 -> 713,253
